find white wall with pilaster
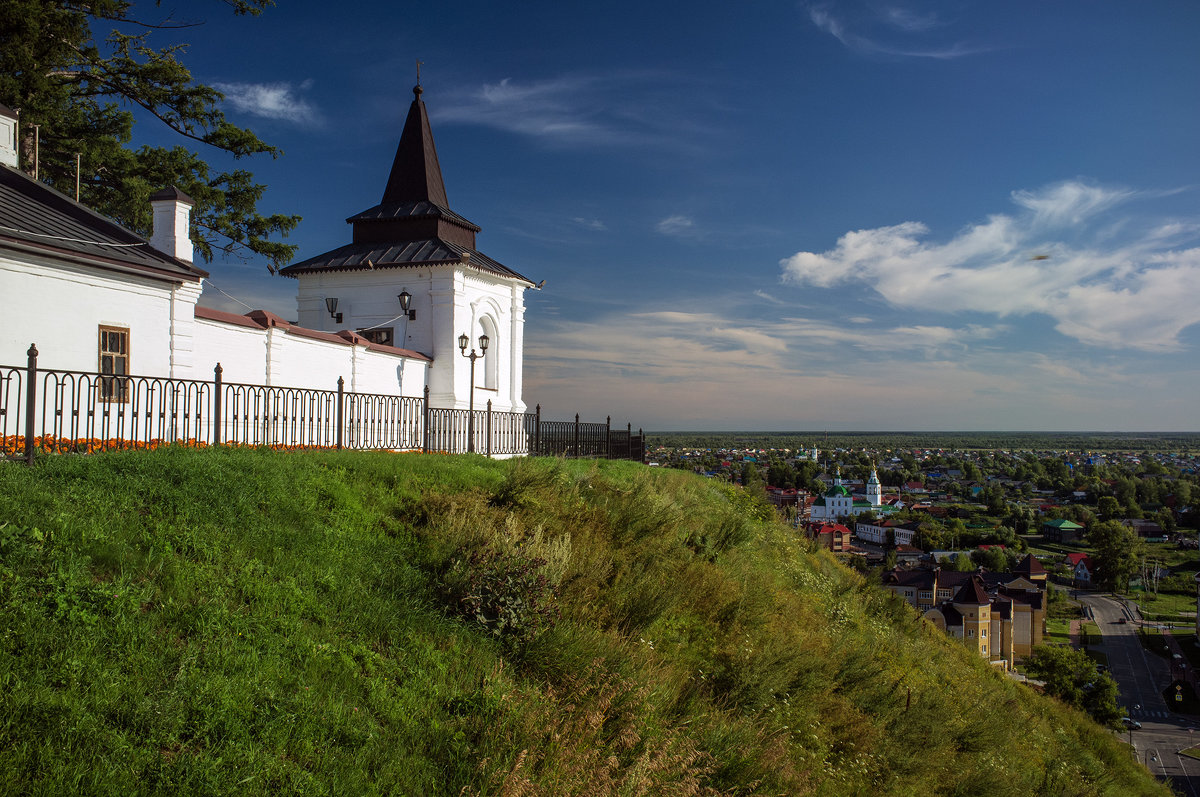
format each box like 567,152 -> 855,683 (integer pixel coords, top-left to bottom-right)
0,249 -> 182,374
294,264 -> 528,412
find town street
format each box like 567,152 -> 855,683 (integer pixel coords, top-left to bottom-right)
1078,593 -> 1200,795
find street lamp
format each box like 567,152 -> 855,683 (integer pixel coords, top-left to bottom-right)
458,332 -> 489,453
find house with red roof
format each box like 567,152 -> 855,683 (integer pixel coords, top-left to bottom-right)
1064,552 -> 1093,585
808,523 -> 852,553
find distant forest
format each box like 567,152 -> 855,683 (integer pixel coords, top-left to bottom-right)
647,431 -> 1200,452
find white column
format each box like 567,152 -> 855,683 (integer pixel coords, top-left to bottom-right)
428,268 -> 464,407
264,326 -> 284,386
169,281 -> 203,378
509,284 -> 526,413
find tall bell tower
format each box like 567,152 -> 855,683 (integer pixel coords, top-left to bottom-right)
280,85 -> 535,412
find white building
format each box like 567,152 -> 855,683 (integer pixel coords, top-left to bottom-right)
810,466 -> 888,521
0,87 -> 530,420
280,84 -> 533,414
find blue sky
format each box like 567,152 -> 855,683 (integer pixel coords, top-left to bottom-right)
154,0 -> 1200,431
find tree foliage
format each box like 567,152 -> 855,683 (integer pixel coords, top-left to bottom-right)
1024,645 -> 1122,727
1089,520 -> 1142,591
0,0 -> 299,268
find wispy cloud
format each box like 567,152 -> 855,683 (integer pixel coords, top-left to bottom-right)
214,80 -> 321,126
433,73 -> 717,148
523,307 -> 1130,429
780,180 -> 1200,351
656,214 -> 696,237
882,7 -> 941,33
808,4 -> 985,60
572,217 -> 607,231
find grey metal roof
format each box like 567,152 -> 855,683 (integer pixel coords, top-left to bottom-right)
347,199 -> 480,232
0,164 -> 206,281
280,237 -> 533,284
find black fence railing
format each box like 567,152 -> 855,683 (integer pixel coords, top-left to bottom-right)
1,345 -> 644,464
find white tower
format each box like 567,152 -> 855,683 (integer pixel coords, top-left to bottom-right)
282,85 -> 535,412
867,465 -> 882,507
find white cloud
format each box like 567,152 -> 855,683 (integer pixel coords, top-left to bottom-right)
433,73 -> 716,149
780,180 -> 1200,351
1011,182 -> 1134,227
214,81 -> 320,126
572,217 -> 607,231
521,307 -> 1155,430
656,214 -> 695,236
808,4 -> 984,60
882,7 -> 941,33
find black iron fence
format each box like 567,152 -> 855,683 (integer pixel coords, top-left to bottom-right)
1,344 -> 644,464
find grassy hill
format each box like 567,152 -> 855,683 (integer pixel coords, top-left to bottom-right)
0,448 -> 1167,795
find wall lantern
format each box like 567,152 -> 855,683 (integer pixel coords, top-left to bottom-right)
398,290 -> 415,320
325,297 -> 343,324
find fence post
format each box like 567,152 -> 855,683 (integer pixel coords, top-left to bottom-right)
24,344 -> 37,465
486,400 -> 493,458
638,428 -> 643,463
422,385 -> 430,453
534,404 -> 541,457
606,415 -> 611,460
574,413 -> 580,460
336,377 -> 344,450
212,363 -> 223,446
627,423 -> 633,462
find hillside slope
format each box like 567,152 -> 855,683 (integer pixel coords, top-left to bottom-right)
0,448 -> 1167,795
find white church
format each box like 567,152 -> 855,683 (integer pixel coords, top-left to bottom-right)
809,466 -> 886,521
0,86 -> 534,423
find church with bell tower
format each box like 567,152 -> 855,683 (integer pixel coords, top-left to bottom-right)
279,84 -> 535,413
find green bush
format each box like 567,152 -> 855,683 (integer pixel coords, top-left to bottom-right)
440,545 -> 560,645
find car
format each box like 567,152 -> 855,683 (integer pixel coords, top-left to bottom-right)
1122,717 -> 1142,730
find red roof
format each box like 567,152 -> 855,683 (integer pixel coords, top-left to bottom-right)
1064,552 -> 1092,570
194,305 -> 431,361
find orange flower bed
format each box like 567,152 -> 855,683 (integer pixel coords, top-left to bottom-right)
0,434 -> 444,458
0,434 -> 357,457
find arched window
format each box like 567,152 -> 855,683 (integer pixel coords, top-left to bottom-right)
479,316 -> 498,390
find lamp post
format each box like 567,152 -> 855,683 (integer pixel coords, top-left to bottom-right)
458,332 -> 489,453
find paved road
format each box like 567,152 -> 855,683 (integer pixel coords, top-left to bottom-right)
1078,592 -> 1200,794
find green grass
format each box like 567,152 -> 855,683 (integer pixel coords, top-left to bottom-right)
1133,590 -> 1197,618
1081,622 -> 1103,646
1046,618 -> 1073,645
0,448 -> 1170,796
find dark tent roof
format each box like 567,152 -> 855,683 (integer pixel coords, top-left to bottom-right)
281,86 -> 531,286
953,576 -> 990,606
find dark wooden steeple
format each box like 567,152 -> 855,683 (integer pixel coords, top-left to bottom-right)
280,86 -> 531,285
347,85 -> 480,250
